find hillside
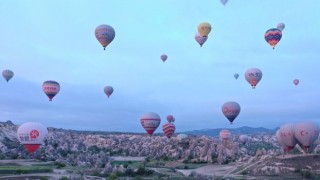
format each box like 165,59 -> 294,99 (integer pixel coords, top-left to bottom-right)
0,121 -> 318,179
184,126 -> 278,137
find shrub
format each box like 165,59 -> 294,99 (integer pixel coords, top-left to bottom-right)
125,168 -> 134,177
241,170 -> 248,175
108,174 -> 118,180
55,162 -> 66,168
294,168 -> 301,173
300,170 -> 312,178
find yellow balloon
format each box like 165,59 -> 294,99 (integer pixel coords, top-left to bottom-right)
198,22 -> 212,37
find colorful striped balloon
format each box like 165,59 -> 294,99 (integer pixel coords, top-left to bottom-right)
42,80 -> 60,101
140,112 -> 161,136
162,123 -> 176,138
264,28 -> 282,49
95,24 -> 115,50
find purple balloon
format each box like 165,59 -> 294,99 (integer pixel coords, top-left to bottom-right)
195,33 -> 208,47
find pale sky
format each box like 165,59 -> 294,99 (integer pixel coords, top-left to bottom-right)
0,0 -> 319,133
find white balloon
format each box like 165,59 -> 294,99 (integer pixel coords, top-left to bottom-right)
279,123 -> 298,151
177,133 -> 188,140
17,122 -> 48,153
276,129 -> 289,151
245,68 -> 262,89
293,121 -> 320,151
277,23 -> 285,31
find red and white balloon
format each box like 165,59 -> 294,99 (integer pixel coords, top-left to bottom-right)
17,122 -> 48,153
140,112 -> 161,136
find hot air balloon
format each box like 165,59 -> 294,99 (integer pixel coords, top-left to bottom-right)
160,54 -> 168,63
177,133 -> 188,140
2,69 -> 14,82
220,0 -> 228,6
279,123 -> 298,152
166,115 -> 175,123
234,73 -> 239,80
277,23 -> 285,31
195,33 -> 208,47
104,86 -> 114,98
42,80 -> 60,101
245,68 -> 262,89
17,122 -> 48,153
140,112 -> 161,136
220,129 -> 231,141
222,101 -> 241,124
95,24 -> 115,50
198,22 -> 212,37
239,135 -> 250,144
162,123 -> 176,138
276,129 -> 290,152
264,28 -> 282,49
293,79 -> 299,86
293,121 -> 320,152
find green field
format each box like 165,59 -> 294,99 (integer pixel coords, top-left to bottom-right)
0,165 -> 53,175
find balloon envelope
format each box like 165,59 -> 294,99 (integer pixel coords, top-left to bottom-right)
198,22 -> 212,37
104,86 -> 114,98
264,28 -> 282,49
239,135 -> 249,144
162,123 -> 176,138
42,80 -> 60,101
234,73 -> 239,80
95,24 -> 115,50
293,79 -> 299,86
160,54 -> 168,62
140,112 -> 161,136
245,68 -> 262,89
220,0 -> 228,5
17,122 -> 48,153
220,130 -> 231,141
276,130 -> 290,152
279,123 -> 298,151
166,115 -> 175,123
177,133 -> 188,140
293,121 -> 320,151
2,70 -> 14,82
222,101 -> 241,124
277,23 -> 285,31
195,33 -> 208,47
